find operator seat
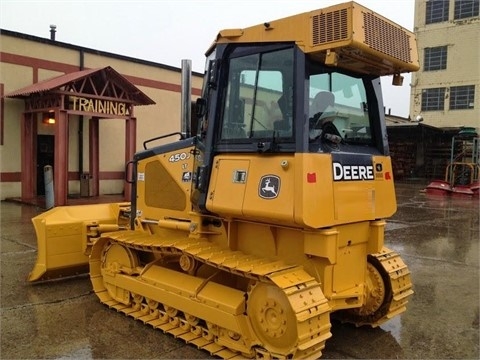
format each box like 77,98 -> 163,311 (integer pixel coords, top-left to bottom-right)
309,90 -> 336,134
309,91 -> 342,151
310,91 -> 335,120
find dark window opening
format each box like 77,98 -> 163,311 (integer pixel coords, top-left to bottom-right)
424,46 -> 448,71
426,0 -> 449,24
421,87 -> 446,111
454,0 -> 479,19
450,85 -> 475,109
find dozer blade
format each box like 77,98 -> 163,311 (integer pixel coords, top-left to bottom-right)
29,202 -> 130,282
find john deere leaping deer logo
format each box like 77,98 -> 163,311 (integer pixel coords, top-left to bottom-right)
259,175 -> 280,199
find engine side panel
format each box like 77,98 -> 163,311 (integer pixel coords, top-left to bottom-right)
135,144 -> 196,222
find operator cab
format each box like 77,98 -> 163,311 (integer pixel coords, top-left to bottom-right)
197,43 -> 387,154
192,42 -> 389,211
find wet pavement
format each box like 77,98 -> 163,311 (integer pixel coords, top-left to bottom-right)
1,183 -> 478,359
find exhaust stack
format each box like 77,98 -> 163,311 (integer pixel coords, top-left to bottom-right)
180,59 -> 192,138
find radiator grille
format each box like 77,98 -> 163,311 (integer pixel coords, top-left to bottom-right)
363,12 -> 412,63
145,160 -> 186,211
312,8 -> 348,45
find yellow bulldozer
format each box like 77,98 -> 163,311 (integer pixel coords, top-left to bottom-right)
29,2 -> 418,358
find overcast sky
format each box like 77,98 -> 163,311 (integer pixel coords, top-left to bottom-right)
0,0 -> 416,116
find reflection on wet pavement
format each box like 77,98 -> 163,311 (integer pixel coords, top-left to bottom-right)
1,183 -> 478,359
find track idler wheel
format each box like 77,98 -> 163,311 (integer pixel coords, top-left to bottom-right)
101,242 -> 139,305
336,255 -> 392,326
247,282 -> 297,356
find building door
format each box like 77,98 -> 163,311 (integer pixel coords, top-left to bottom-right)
37,135 -> 55,195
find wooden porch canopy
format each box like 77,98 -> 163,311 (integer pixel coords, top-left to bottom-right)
5,66 -> 155,206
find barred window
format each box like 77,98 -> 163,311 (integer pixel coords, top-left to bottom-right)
424,46 -> 448,71
421,88 -> 446,111
454,0 -> 479,19
450,85 -> 475,109
426,0 -> 449,24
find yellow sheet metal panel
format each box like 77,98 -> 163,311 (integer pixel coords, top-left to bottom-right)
135,145 -> 195,221
333,182 -> 375,221
207,158 -> 250,216
331,222 -> 369,295
208,155 -> 295,225
371,156 -> 397,217
208,153 -> 396,228
296,153 -> 336,228
332,157 -> 396,222
304,228 -> 339,264
215,1 -> 419,76
242,155 -> 295,223
368,220 -> 385,254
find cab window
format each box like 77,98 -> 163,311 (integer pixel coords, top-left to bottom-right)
220,47 -> 294,142
308,71 -> 373,147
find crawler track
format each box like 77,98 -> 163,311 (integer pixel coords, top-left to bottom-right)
335,247 -> 414,327
89,231 -> 332,358
371,247 -> 414,324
